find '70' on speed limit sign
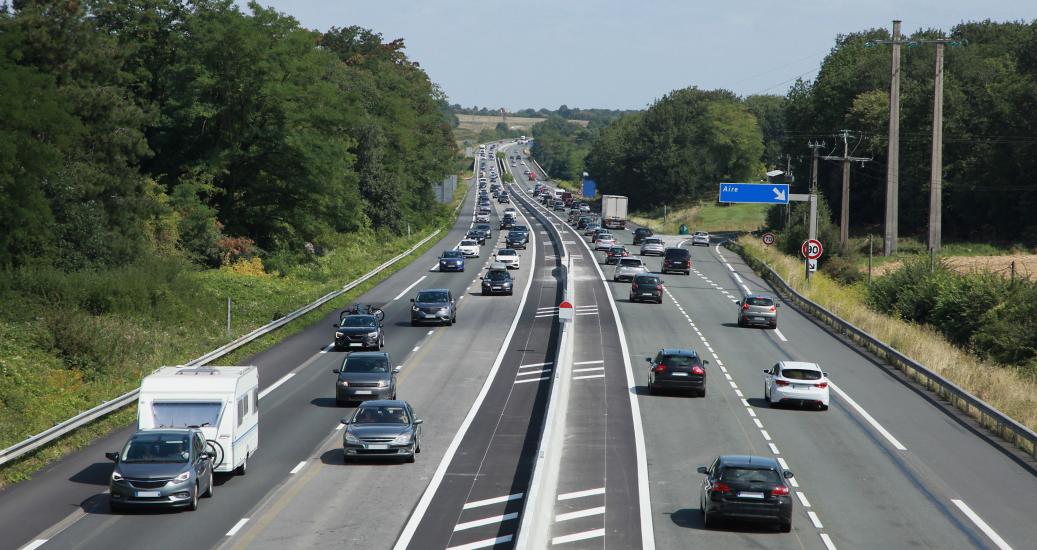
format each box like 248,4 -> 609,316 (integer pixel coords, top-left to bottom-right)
801,239 -> 823,260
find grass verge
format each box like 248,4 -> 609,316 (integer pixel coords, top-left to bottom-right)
734,237 -> 1037,451
630,202 -> 768,234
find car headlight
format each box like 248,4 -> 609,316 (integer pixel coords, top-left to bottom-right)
338,380 -> 349,387
376,380 -> 389,388
438,308 -> 448,314
111,471 -> 123,482
367,331 -> 379,338
173,471 -> 191,483
335,332 -> 344,338
411,305 -> 419,312
392,432 -> 412,445
345,433 -> 361,445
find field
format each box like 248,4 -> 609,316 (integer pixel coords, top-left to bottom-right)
455,114 -> 590,134
629,202 -> 769,234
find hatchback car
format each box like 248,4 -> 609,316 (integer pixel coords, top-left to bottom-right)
630,274 -> 664,303
341,400 -> 423,463
499,217 -> 514,230
333,314 -> 384,351
698,455 -> 794,532
583,222 -> 601,235
633,227 -> 654,245
333,352 -> 400,405
662,247 -> 691,275
604,245 -> 630,265
764,361 -> 830,410
576,216 -> 593,229
482,268 -> 514,295
494,248 -> 521,269
107,428 -> 214,512
465,229 -> 486,245
593,233 -> 617,251
506,231 -> 526,249
410,288 -> 456,326
736,294 -> 779,328
510,225 -> 530,244
475,210 -> 490,223
473,223 -> 493,239
613,257 -> 648,282
692,231 -> 711,246
646,348 -> 708,396
457,239 -> 480,258
640,237 -> 666,256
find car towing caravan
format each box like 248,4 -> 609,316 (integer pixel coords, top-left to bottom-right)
137,366 -> 259,475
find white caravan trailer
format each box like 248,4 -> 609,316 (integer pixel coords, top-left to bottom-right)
138,366 -> 259,474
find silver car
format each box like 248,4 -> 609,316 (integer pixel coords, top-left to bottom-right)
107,428 -> 214,512
640,237 -> 666,256
333,351 -> 400,405
613,257 -> 648,282
737,294 -> 780,328
692,231 -> 711,246
341,400 -> 423,463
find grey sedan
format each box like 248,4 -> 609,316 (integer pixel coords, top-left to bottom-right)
640,237 -> 666,256
613,257 -> 648,282
341,400 -> 423,463
333,352 -> 400,405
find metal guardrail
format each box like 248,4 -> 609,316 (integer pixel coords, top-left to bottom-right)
725,241 -> 1037,459
0,227 -> 447,467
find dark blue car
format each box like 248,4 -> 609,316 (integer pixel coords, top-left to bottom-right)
438,250 -> 465,272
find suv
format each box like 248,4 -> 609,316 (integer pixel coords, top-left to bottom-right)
507,230 -> 526,249
481,268 -> 514,295
333,351 -> 400,405
646,348 -> 709,396
736,294 -> 779,328
107,428 -> 214,511
410,288 -> 456,326
698,455 -> 794,532
333,314 -> 384,351
662,247 -> 691,275
633,227 -> 654,245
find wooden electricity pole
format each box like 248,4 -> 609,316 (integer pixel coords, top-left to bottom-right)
823,130 -> 871,252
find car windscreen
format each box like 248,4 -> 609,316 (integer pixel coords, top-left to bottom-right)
512,226 -> 528,232
780,369 -> 822,380
416,290 -> 449,303
151,402 -> 222,429
720,467 -> 781,484
442,251 -> 463,259
486,270 -> 511,281
340,315 -> 377,328
618,258 -> 643,267
352,405 -> 409,425
460,240 -> 477,247
122,433 -> 191,463
609,247 -> 625,253
497,249 -> 517,256
662,354 -> 698,367
342,356 -> 389,374
746,297 -> 774,306
665,248 -> 690,259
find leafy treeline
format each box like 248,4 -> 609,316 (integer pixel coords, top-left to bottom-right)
530,117 -> 596,181
0,0 -> 456,271
451,104 -> 635,127
584,88 -> 764,210
781,20 -> 1037,243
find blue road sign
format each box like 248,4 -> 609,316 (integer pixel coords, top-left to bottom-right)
718,183 -> 790,204
582,179 -> 597,198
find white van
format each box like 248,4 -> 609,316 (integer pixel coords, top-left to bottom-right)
137,366 -> 259,475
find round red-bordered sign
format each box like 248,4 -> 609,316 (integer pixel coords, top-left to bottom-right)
762,232 -> 776,246
801,239 -> 823,260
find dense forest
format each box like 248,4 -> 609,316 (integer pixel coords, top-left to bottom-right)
0,0 -> 457,272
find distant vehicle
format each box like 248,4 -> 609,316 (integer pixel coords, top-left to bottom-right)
613,257 -> 648,282
593,233 -> 617,250
577,216 -> 594,230
457,240 -> 480,258
438,249 -> 466,272
499,217 -> 514,230
503,207 -> 518,218
528,170 -> 537,181
601,195 -> 628,229
553,200 -> 566,211
511,224 -> 530,244
578,203 -> 591,213
692,231 -> 711,246
763,361 -> 830,410
646,348 -> 708,396
633,227 -> 654,245
698,455 -> 795,532
473,223 -> 493,240
736,293 -> 779,329
494,248 -> 521,269
506,230 -> 527,250
475,209 -> 490,223
107,428 -> 214,512
662,247 -> 691,275
333,351 -> 399,405
482,268 -> 514,295
410,288 -> 456,326
137,366 -> 258,475
561,191 -> 573,206
498,193 -> 510,204
333,314 -> 384,351
640,237 -> 666,256
340,400 -> 422,463
630,274 -> 665,304
466,229 -> 486,245
605,245 -> 630,265
583,222 -> 601,235
341,303 -> 384,321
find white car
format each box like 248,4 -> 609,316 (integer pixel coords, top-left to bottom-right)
763,361 -> 830,410
579,204 -> 591,213
613,257 -> 648,282
692,231 -> 710,246
593,233 -> 616,250
494,248 -> 520,269
475,210 -> 490,223
503,207 -> 518,218
457,240 -> 480,258
640,237 -> 666,256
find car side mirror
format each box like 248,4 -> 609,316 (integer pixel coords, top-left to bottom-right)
105,452 -> 120,462
783,470 -> 795,479
735,300 -> 741,306
763,369 -> 770,374
414,419 -> 424,425
410,298 -> 415,303
340,418 -> 350,425
644,357 -> 652,363
332,369 -> 341,374
703,360 -> 710,365
696,466 -> 707,474
333,323 -> 339,328
776,303 -> 781,308
823,372 -> 829,377
393,366 -> 402,374
200,452 -> 213,460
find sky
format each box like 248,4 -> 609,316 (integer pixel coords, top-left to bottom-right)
235,0 -> 1036,111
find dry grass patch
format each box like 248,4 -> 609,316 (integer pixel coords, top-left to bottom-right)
740,237 -> 1037,442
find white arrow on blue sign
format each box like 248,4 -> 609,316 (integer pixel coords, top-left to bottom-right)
718,183 -> 790,204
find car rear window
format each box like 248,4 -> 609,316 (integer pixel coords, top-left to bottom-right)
662,354 -> 698,367
634,275 -> 661,285
721,467 -> 781,484
486,270 -> 511,281
780,369 -> 822,380
619,258 -> 643,267
644,238 -> 663,245
746,297 -> 774,306
460,240 -> 476,246
665,248 -> 690,260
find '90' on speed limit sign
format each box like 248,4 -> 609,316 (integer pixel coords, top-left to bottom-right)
801,239 -> 823,260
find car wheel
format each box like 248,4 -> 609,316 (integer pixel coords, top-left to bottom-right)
203,471 -> 214,497
410,320 -> 418,327
737,317 -> 745,327
657,297 -> 663,304
647,382 -> 655,395
236,454 -> 248,476
699,387 -> 706,397
819,403 -> 829,411
406,453 -> 416,463
703,509 -> 715,529
188,483 -> 199,511
779,520 -> 792,533
769,322 -> 778,330
109,499 -> 123,513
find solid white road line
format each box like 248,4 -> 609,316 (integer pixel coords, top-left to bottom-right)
573,366 -> 605,373
463,493 -> 524,510
551,528 -> 606,545
575,312 -> 598,316
573,360 -> 604,365
226,518 -> 250,537
454,512 -> 519,532
446,535 -> 514,550
20,541 -> 47,550
258,373 -> 295,400
289,461 -> 306,475
820,533 -> 838,550
573,374 -> 605,380
740,283 -> 751,294
393,275 -> 428,301
829,382 -> 907,450
808,511 -> 824,529
555,506 -> 606,522
774,328 -> 789,342
412,346 -> 420,352
427,330 -> 435,335
519,361 -> 553,368
557,487 -> 606,500
797,492 -> 812,507
951,499 -> 1014,550
515,376 -> 551,384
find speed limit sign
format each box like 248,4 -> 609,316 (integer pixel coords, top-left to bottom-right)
762,232 -> 775,246
801,239 -> 823,260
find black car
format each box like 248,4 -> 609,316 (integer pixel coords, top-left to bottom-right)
466,229 -> 486,245
633,227 -> 654,245
498,193 -> 510,204
410,288 -> 456,326
334,314 -> 384,351
333,352 -> 400,405
506,230 -> 526,249
341,400 -> 422,463
500,217 -> 514,230
473,223 -> 493,241
481,268 -> 514,295
629,274 -> 664,303
576,216 -> 593,230
698,455 -> 794,532
646,348 -> 708,396
510,225 -> 530,244
662,247 -> 691,275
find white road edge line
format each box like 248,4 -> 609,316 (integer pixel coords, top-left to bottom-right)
225,517 -> 250,537
288,461 -> 306,475
796,491 -> 812,507
392,275 -> 428,302
573,360 -> 604,365
19,541 -> 47,550
463,493 -> 524,509
829,382 -> 907,450
774,328 -> 788,342
258,372 -> 295,400
515,376 -> 551,384
951,499 -> 1014,550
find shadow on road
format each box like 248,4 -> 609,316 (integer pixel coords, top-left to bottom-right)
69,463 -> 113,486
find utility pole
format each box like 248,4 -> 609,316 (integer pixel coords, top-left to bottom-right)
823,130 -> 872,252
807,141 -> 825,194
869,20 -> 905,256
929,41 -> 947,252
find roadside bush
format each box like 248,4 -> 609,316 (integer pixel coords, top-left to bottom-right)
821,255 -> 863,284
972,284 -> 1037,366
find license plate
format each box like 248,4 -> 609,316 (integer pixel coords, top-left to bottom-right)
754,317 -> 765,321
795,384 -> 810,389
671,372 -> 689,377
354,390 -> 372,395
135,491 -> 160,498
365,444 -> 389,450
738,491 -> 765,499
642,292 -> 654,296
492,287 -> 502,290
349,343 -> 362,347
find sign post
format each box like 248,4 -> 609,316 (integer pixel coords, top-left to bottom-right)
558,300 -> 574,322
802,238 -> 823,282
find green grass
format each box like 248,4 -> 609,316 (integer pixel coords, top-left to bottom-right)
629,202 -> 769,234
